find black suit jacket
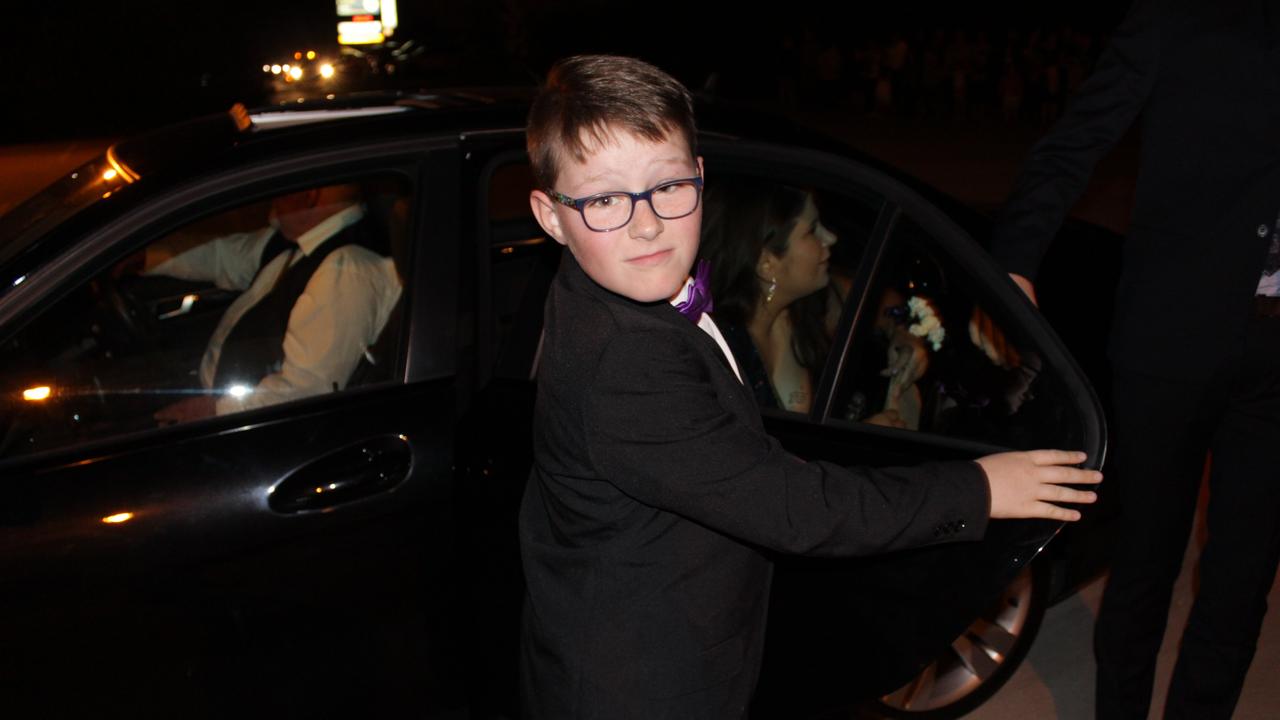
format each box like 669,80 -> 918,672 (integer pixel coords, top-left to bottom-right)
992,0 -> 1280,379
518,254 -> 990,719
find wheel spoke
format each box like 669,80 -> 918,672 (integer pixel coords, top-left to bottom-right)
953,627 -> 1000,681
969,616 -> 1017,658
877,565 -> 1042,714
900,659 -> 938,710
890,655 -> 942,707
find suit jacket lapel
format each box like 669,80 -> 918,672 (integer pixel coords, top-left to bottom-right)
647,302 -> 740,379
559,252 -> 740,380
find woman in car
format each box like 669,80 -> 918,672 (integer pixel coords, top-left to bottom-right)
700,178 -> 933,427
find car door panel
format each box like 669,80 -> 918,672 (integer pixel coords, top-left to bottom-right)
697,140 -> 1104,716
756,414 -> 1062,716
0,382 -> 451,574
0,140 -> 472,717
0,379 -> 465,717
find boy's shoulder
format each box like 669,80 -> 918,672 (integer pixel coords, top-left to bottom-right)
544,256 -> 700,380
550,253 -> 679,335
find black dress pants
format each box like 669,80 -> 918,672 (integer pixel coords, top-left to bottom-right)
1095,313 -> 1280,719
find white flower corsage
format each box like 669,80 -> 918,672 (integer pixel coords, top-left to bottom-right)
906,296 -> 946,351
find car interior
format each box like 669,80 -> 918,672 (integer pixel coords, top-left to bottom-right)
475,158 -> 1076,454
0,175 -> 413,459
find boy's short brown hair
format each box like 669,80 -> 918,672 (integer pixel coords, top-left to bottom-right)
527,55 -> 697,190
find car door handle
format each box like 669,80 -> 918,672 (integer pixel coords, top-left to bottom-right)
268,435 -> 412,513
156,293 -> 199,320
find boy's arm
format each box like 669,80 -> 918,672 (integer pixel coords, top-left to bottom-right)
584,329 -> 991,557
584,329 -> 1096,557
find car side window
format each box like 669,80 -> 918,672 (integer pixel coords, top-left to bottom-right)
829,213 -> 1083,450
698,173 -> 882,416
0,176 -> 411,459
486,161 -> 560,382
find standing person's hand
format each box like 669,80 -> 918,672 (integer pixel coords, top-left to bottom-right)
977,449 -> 1101,521
1010,273 -> 1038,307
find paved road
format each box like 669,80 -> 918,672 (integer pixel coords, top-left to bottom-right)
967,497 -> 1280,719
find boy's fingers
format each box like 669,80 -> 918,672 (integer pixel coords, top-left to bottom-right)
1028,449 -> 1089,466
1077,470 -> 1104,484
1036,503 -> 1083,522
1042,486 -> 1098,504
1040,466 -> 1103,485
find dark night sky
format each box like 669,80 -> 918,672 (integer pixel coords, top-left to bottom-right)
8,1 -> 1132,141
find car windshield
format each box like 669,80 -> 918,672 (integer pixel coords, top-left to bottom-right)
0,151 -> 134,270
0,110 -> 245,296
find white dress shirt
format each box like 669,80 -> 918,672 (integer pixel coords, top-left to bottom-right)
147,203 -> 403,415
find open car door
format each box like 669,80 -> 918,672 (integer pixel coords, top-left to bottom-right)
691,140 -> 1105,718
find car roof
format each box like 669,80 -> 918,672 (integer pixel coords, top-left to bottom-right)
0,90 -> 537,273
0,88 -> 992,294
113,88 -> 538,178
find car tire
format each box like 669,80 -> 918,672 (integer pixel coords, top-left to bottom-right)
870,559 -> 1050,719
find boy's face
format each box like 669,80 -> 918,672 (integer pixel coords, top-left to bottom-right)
531,128 -> 703,303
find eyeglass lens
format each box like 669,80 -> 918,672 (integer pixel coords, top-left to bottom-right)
583,180 -> 700,231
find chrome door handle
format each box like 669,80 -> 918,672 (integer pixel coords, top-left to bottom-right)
268,435 -> 412,513
157,293 -> 199,320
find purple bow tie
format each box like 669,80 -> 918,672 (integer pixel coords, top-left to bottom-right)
675,259 -> 714,322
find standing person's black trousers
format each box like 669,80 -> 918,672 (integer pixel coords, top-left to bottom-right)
1096,308 -> 1280,719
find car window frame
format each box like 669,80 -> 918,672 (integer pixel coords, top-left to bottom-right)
699,137 -> 1106,465
467,140 -> 556,388
0,135 -> 463,470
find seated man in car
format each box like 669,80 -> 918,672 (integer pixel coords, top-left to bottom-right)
139,183 -> 402,423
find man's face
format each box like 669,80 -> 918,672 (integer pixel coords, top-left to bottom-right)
531,128 -> 703,303
268,185 -> 356,242
269,189 -> 317,242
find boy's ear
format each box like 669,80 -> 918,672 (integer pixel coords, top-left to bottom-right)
530,190 -> 567,246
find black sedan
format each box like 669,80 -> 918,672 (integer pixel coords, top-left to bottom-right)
0,92 -> 1111,719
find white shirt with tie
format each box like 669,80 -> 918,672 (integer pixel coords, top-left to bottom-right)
146,203 -> 402,415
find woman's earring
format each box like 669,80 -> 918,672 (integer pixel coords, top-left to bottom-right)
766,276 -> 777,304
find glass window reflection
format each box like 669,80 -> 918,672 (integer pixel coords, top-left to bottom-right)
0,176 -> 411,459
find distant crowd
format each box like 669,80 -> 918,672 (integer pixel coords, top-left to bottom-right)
708,25 -> 1108,125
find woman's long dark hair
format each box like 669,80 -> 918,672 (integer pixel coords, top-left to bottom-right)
699,178 -> 831,371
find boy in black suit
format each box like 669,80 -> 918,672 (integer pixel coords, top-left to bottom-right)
519,54 -> 1100,719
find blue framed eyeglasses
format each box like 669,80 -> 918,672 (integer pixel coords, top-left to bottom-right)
546,176 -> 704,232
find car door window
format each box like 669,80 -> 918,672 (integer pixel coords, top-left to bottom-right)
829,213 -> 1084,450
0,175 -> 411,459
697,172 -> 883,416
482,159 -> 561,382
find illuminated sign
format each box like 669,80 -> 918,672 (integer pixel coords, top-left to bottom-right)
336,0 -> 396,45
336,0 -> 379,15
338,21 -> 384,45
